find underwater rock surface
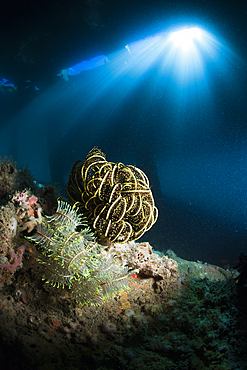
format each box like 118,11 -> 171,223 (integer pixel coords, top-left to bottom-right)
1,157 -> 247,370
1,242 -> 247,370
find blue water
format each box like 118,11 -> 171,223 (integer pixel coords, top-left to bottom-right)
1,0 -> 247,266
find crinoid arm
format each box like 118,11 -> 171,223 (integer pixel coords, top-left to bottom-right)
26,199 -> 98,290
37,255 -> 73,288
28,221 -> 55,251
48,199 -> 87,231
26,200 -> 131,306
66,160 -> 84,204
72,277 -> 104,307
71,253 -> 132,306
95,253 -> 131,301
66,147 -> 158,244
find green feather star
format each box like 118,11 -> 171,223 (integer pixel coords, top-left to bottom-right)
27,200 -> 131,306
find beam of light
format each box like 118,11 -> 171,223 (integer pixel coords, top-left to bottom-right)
163,27 -> 221,85
121,26 -> 223,86
0,24 -> 236,183
168,27 -> 202,51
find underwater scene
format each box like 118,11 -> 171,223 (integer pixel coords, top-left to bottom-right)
1,0 -> 247,369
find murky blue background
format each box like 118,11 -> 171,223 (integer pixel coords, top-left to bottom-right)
1,0 -> 247,266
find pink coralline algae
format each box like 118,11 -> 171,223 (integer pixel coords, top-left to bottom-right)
11,192 -> 39,215
0,245 -> 25,273
11,191 -> 42,233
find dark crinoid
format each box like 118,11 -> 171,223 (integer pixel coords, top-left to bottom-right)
27,200 -> 131,306
66,147 -> 158,245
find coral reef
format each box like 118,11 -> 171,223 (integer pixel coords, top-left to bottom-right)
0,204 -> 18,244
0,156 -> 58,285
0,156 -> 18,200
0,245 -> 25,273
0,201 -> 22,284
0,155 -> 58,213
0,190 -> 42,285
11,190 -> 42,232
0,156 -> 40,203
26,200 -> 132,306
66,147 -> 158,245
0,244 -> 246,370
1,156 -> 247,370
108,241 -> 178,280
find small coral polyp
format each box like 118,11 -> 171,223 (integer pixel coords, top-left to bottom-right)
66,147 -> 158,245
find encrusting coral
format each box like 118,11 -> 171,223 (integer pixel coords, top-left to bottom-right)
0,156 -> 18,200
108,241 -> 178,280
0,156 -> 41,202
1,157 -> 245,370
0,156 -> 47,283
11,190 -> 42,233
0,245 -> 25,273
66,147 -> 158,245
0,190 -> 42,283
0,204 -> 21,280
26,200 -> 132,306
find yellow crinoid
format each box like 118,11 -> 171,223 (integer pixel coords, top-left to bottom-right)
66,147 -> 158,245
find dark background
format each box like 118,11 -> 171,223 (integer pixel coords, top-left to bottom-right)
1,0 -> 247,266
